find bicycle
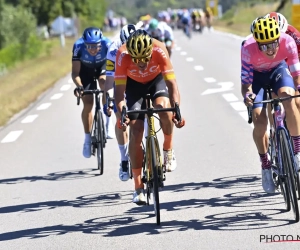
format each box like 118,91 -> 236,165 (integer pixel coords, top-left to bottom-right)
77,89 -> 107,175
121,94 -> 183,225
248,88 -> 300,222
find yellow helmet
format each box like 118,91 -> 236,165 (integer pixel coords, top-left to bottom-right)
253,18 -> 280,43
126,29 -> 153,58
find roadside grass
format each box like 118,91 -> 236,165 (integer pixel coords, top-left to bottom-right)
213,1 -> 292,37
0,31 -> 115,127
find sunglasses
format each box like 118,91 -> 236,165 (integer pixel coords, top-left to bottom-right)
258,40 -> 279,51
85,44 -> 101,49
131,56 -> 151,63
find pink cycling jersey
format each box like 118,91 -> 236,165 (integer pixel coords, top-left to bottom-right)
286,24 -> 300,56
241,32 -> 300,85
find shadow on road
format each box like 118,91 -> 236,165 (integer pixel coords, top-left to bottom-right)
0,174 -> 293,241
0,168 -> 99,185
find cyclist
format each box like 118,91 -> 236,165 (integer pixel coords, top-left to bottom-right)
104,23 -> 141,181
180,9 -> 192,38
146,18 -> 174,58
242,18 -> 300,193
114,29 -> 185,205
72,27 -> 111,158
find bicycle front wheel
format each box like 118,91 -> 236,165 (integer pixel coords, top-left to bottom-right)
96,110 -> 104,175
279,130 -> 299,222
150,136 -> 160,225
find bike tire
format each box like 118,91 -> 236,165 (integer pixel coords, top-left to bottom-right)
97,110 -> 104,175
101,111 -> 107,148
280,130 -> 299,222
150,136 -> 160,225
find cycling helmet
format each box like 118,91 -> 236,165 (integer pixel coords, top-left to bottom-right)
250,16 -> 265,34
149,19 -> 159,30
82,27 -> 102,44
126,29 -> 153,58
253,18 -> 280,43
265,12 -> 288,33
120,24 -> 137,44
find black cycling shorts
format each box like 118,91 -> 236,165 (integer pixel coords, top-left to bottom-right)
80,61 -> 106,89
126,73 -> 169,121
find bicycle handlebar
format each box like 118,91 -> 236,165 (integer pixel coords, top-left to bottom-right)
247,93 -> 300,124
76,89 -> 104,105
121,102 -> 182,125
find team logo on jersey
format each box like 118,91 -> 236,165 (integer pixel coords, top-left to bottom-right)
110,49 -> 117,57
106,59 -> 115,71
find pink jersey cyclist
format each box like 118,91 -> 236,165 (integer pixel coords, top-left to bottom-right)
241,32 -> 300,109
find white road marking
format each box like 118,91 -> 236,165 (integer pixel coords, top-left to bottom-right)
222,93 -> 239,102
204,77 -> 216,83
201,82 -> 234,95
21,115 -> 38,124
230,102 -> 247,111
60,84 -> 71,91
68,78 -> 73,84
50,93 -> 63,100
37,103 -> 51,110
175,47 -> 181,51
194,65 -> 204,71
1,130 -> 23,143
239,111 -> 254,128
186,57 -> 194,62
180,51 -> 187,55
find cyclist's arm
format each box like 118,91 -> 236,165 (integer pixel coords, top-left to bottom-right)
241,45 -> 254,97
72,61 -> 82,87
71,44 -> 83,88
285,36 -> 300,87
158,45 -> 180,106
114,50 -> 128,113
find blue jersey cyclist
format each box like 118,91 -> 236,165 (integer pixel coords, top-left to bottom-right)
72,27 -> 111,158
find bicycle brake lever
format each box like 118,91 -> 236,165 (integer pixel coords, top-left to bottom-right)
174,103 -> 181,122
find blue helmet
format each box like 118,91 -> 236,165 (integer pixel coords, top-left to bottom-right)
82,27 -> 102,44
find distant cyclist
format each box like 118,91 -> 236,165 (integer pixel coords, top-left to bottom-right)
147,18 -> 174,57
72,27 -> 111,158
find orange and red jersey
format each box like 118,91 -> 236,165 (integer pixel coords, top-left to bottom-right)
114,39 -> 175,85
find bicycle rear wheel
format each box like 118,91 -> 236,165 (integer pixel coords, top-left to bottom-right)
96,110 -> 104,175
150,136 -> 160,225
279,130 -> 299,222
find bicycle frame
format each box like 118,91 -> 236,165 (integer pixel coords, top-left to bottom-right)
266,88 -> 298,177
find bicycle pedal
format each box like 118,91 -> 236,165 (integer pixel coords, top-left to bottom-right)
162,165 -> 166,173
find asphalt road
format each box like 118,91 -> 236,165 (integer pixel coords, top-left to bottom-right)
1,28 -> 300,249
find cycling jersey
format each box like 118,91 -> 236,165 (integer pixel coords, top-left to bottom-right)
72,37 -> 111,68
241,33 -> 300,85
114,39 -> 175,85
286,24 -> 300,56
106,38 -> 122,77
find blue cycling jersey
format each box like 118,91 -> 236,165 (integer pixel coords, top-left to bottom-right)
72,37 -> 111,69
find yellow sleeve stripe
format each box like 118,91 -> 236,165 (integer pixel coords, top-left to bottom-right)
115,79 -> 127,86
163,73 -> 176,81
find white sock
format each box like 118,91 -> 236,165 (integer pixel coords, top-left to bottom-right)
85,133 -> 91,143
119,143 -> 129,161
106,116 -> 111,128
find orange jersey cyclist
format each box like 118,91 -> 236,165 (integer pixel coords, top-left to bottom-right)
114,29 -> 185,205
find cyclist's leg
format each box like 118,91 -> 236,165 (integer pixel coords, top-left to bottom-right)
149,74 -> 176,172
251,71 -> 275,193
81,75 -> 96,158
96,62 -> 106,105
271,62 -> 300,168
126,77 -> 147,204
